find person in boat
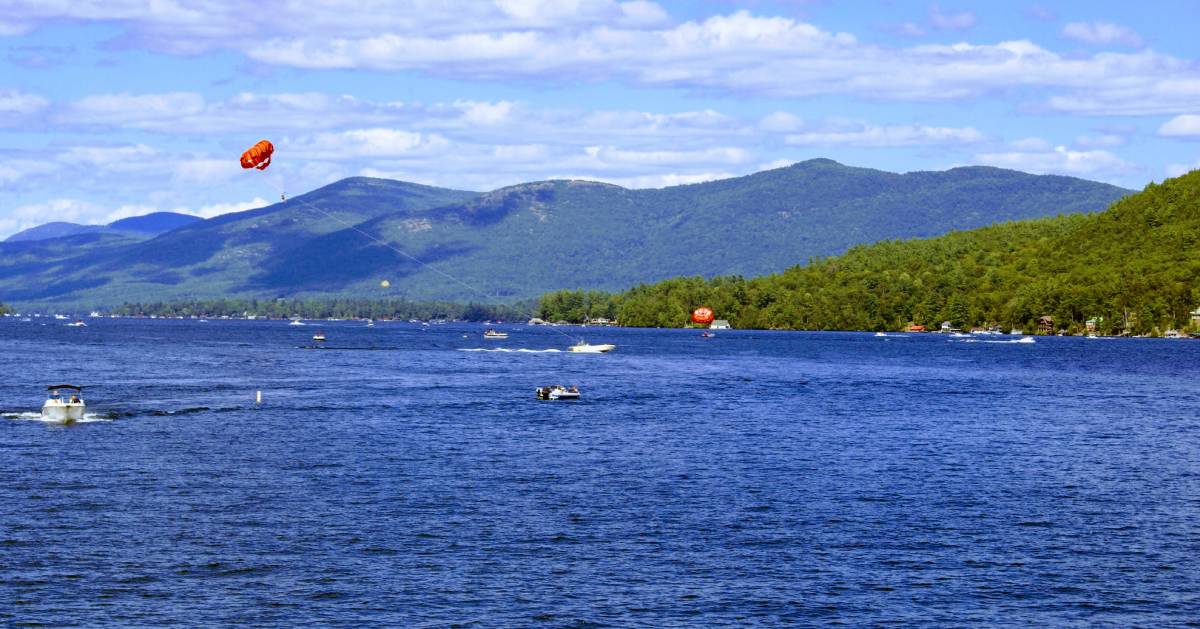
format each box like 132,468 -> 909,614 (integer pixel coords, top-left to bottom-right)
569,386 -> 578,393
69,395 -> 79,403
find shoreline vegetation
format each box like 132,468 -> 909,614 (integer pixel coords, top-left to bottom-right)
0,298 -> 534,323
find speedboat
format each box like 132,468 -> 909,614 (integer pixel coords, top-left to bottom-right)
483,329 -> 508,339
1016,336 -> 1036,344
701,331 -> 715,338
42,385 -> 85,423
289,319 -> 305,326
312,330 -> 327,342
536,385 -> 580,400
65,319 -> 87,327
569,341 -> 615,353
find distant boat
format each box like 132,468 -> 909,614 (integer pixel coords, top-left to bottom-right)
484,329 -> 508,339
701,331 -> 715,338
289,319 -> 305,326
312,330 -> 327,342
54,314 -> 68,320
569,341 -> 615,353
874,332 -> 887,337
366,319 -> 375,327
536,385 -> 580,400
1009,329 -> 1024,335
1017,336 -> 1036,344
65,319 -> 87,327
42,385 -> 85,423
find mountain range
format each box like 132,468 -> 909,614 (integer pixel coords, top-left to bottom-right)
0,159 -> 1131,306
4,212 -> 202,243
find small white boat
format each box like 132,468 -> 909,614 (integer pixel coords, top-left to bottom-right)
1016,336 -> 1036,344
312,330 -> 327,342
874,332 -> 887,337
484,329 -> 508,339
569,341 -> 615,353
42,385 -> 85,423
366,319 -> 375,327
536,385 -> 580,400
54,314 -> 68,320
289,319 -> 305,326
65,319 -> 87,327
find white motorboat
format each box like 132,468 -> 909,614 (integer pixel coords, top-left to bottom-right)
312,330 -> 327,342
483,329 -> 508,339
289,319 -> 305,326
1016,336 -> 1036,344
42,385 -> 85,423
569,341 -> 615,353
536,385 -> 580,400
65,319 -> 87,327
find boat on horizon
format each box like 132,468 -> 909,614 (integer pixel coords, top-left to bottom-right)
65,319 -> 87,327
312,330 -> 327,342
484,329 -> 508,340
42,385 -> 85,423
289,319 -> 305,326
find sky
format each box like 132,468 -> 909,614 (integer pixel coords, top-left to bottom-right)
1,0 -> 1198,238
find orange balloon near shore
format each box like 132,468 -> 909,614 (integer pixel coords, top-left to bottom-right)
239,140 -> 274,170
691,307 -> 715,325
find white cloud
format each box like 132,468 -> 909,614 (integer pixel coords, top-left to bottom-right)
60,144 -> 157,165
976,144 -> 1137,179
785,123 -> 985,147
1075,133 -> 1127,148
62,92 -> 205,127
0,158 -> 58,187
1158,115 -> 1200,138
289,128 -> 451,159
1165,160 -> 1200,178
572,171 -> 733,189
929,6 -> 976,31
759,112 -> 804,132
0,88 -> 48,114
1062,22 -> 1143,48
0,5 -> 1194,115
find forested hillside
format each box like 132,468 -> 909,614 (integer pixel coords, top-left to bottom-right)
539,170 -> 1200,335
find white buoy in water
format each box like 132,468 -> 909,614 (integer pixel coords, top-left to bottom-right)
256,390 -> 262,404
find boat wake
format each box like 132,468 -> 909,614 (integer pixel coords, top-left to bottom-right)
458,348 -> 563,353
2,411 -> 113,423
955,337 -> 1037,345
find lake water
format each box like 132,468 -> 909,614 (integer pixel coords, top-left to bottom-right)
2,319 -> 1198,625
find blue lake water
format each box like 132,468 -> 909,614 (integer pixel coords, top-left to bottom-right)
2,318 -> 1198,625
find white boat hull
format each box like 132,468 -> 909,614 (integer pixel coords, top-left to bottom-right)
41,401 -> 85,423
569,343 -> 615,353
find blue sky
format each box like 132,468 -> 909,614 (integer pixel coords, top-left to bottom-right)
1,0 -> 1198,237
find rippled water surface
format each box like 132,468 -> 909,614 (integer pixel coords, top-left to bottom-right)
2,319 -> 1198,625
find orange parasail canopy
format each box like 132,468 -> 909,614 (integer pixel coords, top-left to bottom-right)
240,140 -> 274,170
691,307 -> 715,325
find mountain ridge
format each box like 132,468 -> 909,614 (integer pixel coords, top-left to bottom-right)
0,160 -> 1131,306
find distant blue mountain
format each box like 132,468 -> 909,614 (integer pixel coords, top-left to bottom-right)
107,212 -> 201,235
4,211 -> 202,243
0,161 -> 1132,305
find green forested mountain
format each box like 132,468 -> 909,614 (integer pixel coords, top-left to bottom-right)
539,170 -> 1200,335
0,160 -> 1128,306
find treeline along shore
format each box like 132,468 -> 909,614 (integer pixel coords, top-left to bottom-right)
539,170 -> 1200,336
